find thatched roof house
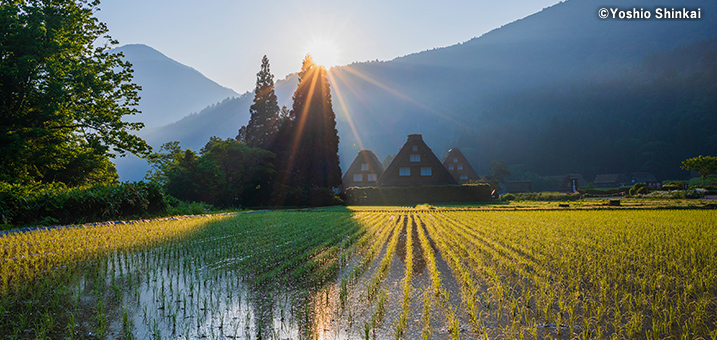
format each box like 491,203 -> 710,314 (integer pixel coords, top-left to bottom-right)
630,172 -> 658,184
559,174 -> 588,192
593,174 -> 630,188
441,148 -> 480,184
377,134 -> 458,187
342,150 -> 384,188
503,181 -> 533,193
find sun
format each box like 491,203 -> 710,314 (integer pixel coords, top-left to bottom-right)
305,38 -> 341,68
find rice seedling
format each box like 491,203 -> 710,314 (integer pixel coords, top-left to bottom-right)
0,209 -> 714,339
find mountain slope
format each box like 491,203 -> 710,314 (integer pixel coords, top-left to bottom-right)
326,0 -> 717,176
112,44 -> 238,128
114,0 -> 717,182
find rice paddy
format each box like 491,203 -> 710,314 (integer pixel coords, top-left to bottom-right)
1,208 -> 715,339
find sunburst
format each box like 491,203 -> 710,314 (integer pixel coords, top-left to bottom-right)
305,38 -> 341,68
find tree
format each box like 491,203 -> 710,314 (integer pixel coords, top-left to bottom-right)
488,160 -> 511,183
237,55 -> 280,149
0,0 -> 149,185
280,54 -> 341,205
147,139 -> 275,207
681,155 -> 717,186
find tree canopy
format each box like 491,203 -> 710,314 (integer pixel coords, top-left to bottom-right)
0,0 -> 149,185
237,55 -> 280,149
681,155 -> 717,186
285,55 -> 341,190
147,138 -> 275,207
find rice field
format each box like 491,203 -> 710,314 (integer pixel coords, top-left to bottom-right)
1,209 -> 715,339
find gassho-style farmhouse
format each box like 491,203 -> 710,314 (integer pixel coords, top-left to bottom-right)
342,134 -> 479,188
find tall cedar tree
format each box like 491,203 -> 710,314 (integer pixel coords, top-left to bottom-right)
283,55 -> 341,198
237,55 -> 280,149
0,0 -> 149,185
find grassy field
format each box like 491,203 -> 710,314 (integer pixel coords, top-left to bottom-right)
1,208 -> 715,339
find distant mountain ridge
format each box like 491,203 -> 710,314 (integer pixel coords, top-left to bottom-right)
112,0 -> 717,182
111,44 -> 238,128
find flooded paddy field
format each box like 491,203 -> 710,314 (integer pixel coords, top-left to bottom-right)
1,209 -> 716,339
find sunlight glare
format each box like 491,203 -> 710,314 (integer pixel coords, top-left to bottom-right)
305,38 -> 341,68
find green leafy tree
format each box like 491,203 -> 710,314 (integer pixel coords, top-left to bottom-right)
681,155 -> 717,186
488,160 -> 512,184
147,139 -> 275,207
237,55 -> 280,149
280,54 -> 341,205
0,0 -> 149,185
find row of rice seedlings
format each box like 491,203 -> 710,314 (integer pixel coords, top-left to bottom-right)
420,213 -> 482,339
1,211 -> 367,338
366,214 -> 403,302
362,214 -> 403,338
341,213 -> 397,311
135,211 -> 368,339
521,210 -> 717,339
393,214 -> 414,339
434,212 -> 549,331
433,210 -> 717,339
414,214 -> 444,340
0,215 -> 229,337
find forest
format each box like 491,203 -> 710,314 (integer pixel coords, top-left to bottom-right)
453,39 -> 717,182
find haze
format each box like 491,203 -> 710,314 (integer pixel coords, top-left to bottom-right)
96,0 -> 561,92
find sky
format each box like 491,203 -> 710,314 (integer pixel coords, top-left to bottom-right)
96,0 -> 561,93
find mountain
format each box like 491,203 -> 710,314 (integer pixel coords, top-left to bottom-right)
327,0 -> 717,168
114,0 -> 717,183
111,44 -> 238,128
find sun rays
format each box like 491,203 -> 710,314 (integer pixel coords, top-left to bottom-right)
305,38 -> 341,68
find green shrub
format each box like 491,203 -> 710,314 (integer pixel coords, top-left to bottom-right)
345,184 -> 492,205
0,181 -> 167,227
581,187 -> 630,197
661,184 -> 683,191
164,195 -> 215,215
629,183 -> 647,196
500,193 -> 517,201
510,192 -> 582,201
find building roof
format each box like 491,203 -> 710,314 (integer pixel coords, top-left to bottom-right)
342,150 -> 384,188
559,174 -> 588,189
631,172 -> 658,183
503,181 -> 532,193
441,148 -> 480,184
377,134 -> 458,187
593,174 -> 628,184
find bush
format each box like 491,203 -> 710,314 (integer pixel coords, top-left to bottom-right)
344,184 -> 492,206
508,192 -> 582,201
661,184 -> 683,191
581,187 -> 630,197
500,193 -> 517,201
629,183 -> 647,196
0,181 -> 167,227
165,195 -> 214,215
